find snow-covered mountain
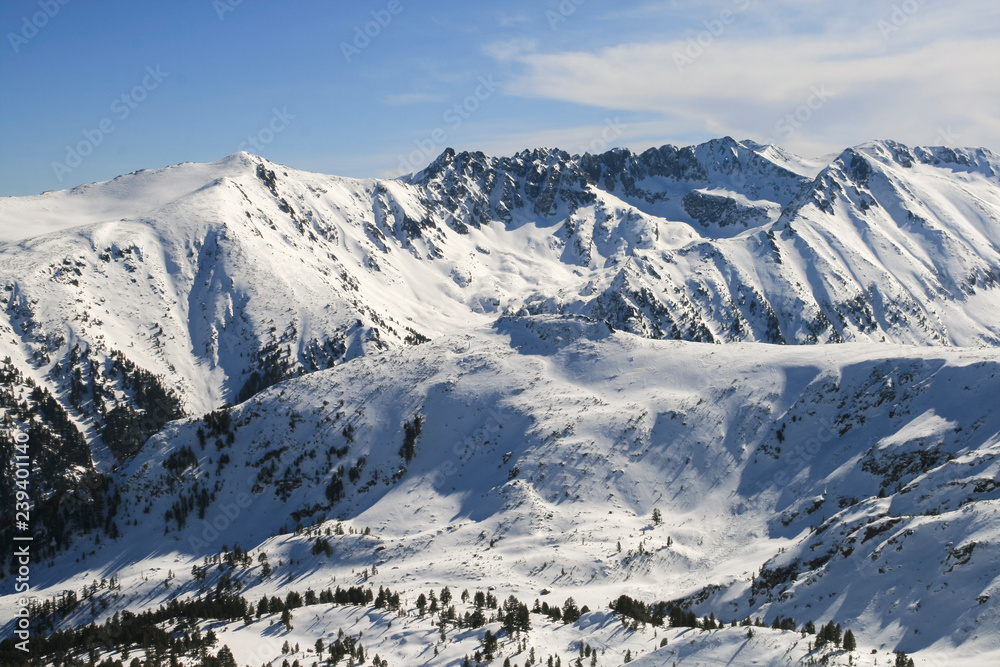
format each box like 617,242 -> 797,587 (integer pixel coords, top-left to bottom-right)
406,138 -> 1000,344
2,139 -> 1000,666
4,140 -> 1000,412
4,318 -> 999,665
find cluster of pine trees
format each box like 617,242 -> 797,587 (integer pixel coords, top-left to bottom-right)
1,565 -> 887,667
163,483 -> 213,531
0,356 -> 125,569
611,594 -> 865,658
101,349 -> 184,460
534,597 -> 586,624
0,582 -> 399,667
236,340 -> 297,404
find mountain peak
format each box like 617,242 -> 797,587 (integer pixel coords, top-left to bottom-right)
5,137 -> 1000,666
219,150 -> 263,168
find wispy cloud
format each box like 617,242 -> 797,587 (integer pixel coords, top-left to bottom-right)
482,37 -> 537,62
385,92 -> 448,106
494,12 -> 530,28
484,1 -> 1000,154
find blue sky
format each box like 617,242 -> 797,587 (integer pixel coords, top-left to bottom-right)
1,0 -> 998,196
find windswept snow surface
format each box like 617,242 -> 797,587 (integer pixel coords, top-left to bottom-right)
5,320 -> 1000,665
2,139 -> 1000,665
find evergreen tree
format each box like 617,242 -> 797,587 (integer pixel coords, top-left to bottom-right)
503,595 -> 531,635
483,630 -> 498,660
399,416 -> 422,462
843,629 -> 856,651
562,598 -> 581,624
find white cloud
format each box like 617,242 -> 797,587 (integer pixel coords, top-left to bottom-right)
484,1 -> 1000,153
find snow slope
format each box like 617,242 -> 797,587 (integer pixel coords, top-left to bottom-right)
2,139 -> 1000,665
1,139 -> 998,482
4,318 -> 998,665
1,140 -> 998,423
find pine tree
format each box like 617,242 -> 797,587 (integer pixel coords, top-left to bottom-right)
843,629 -> 856,651
217,646 -> 238,667
484,630 -> 498,660
562,597 -> 581,624
429,590 -> 439,615
503,595 -> 531,635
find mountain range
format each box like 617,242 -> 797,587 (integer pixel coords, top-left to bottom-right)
2,138 -> 999,666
